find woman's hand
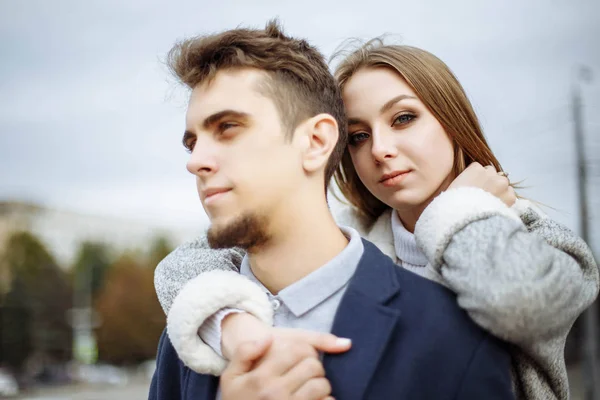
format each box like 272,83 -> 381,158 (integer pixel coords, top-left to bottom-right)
448,162 -> 516,207
220,313 -> 351,400
221,337 -> 336,400
221,312 -> 352,360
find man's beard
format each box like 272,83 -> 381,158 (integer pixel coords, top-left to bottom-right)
207,212 -> 271,250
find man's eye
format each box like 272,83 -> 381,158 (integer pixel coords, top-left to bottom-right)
183,139 -> 196,153
219,122 -> 238,132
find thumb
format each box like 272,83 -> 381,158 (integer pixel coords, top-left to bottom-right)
225,336 -> 273,377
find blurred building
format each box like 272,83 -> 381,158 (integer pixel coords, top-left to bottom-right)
0,201 -> 199,271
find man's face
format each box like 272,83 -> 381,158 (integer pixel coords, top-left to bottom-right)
183,68 -> 301,249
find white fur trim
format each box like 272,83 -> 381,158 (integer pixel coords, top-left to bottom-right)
167,270 -> 273,375
511,198 -> 547,219
415,187 -> 523,270
333,205 -> 372,236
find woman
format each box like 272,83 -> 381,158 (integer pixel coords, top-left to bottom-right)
155,41 -> 598,399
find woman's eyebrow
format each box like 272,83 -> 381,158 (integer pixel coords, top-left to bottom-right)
379,94 -> 417,114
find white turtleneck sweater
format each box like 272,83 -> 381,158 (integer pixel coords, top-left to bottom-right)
390,209 -> 429,271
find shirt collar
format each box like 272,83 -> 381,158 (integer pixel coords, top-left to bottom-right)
239,226 -> 364,317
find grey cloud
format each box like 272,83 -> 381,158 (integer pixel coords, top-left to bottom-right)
0,0 -> 599,251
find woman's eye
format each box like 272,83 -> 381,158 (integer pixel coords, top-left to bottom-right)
393,113 -> 416,125
348,132 -> 370,146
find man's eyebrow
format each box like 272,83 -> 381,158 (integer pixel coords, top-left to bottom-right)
182,110 -> 250,145
202,110 -> 250,129
379,94 -> 417,114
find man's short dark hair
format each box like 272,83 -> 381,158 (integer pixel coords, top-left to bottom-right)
167,19 -> 347,189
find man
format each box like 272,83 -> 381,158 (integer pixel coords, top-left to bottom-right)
149,21 -> 514,400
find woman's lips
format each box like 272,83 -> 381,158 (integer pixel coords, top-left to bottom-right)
380,171 -> 411,187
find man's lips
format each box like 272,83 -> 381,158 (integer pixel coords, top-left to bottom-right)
202,188 -> 232,204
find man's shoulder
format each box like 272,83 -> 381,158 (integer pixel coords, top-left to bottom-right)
361,239 -> 489,343
150,330 -> 187,399
343,241 -> 513,398
155,329 -> 187,374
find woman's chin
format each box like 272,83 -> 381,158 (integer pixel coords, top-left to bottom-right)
381,190 -> 430,212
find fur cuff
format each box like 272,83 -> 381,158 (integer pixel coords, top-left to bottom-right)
415,187 -> 522,270
167,270 -> 273,375
511,198 -> 547,221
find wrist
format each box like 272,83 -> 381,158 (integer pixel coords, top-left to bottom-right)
221,312 -> 271,359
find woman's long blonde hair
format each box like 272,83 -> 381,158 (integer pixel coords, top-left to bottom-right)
333,40 -> 505,221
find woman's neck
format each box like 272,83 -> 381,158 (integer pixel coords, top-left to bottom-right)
390,209 -> 428,267
396,175 -> 454,233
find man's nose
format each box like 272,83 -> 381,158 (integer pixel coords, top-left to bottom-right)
186,143 -> 219,177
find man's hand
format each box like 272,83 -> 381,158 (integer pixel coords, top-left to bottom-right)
448,162 -> 516,207
220,335 -> 339,400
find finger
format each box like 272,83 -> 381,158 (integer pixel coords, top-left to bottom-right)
293,377 -> 332,400
494,174 -> 510,188
281,357 -> 325,394
226,336 -> 273,377
496,186 -> 516,207
278,329 -> 351,352
295,331 -> 352,354
505,186 -> 517,206
484,164 -> 497,173
498,176 -> 511,192
254,340 -> 319,377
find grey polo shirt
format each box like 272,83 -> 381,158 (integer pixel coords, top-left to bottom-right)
215,227 -> 364,400
240,226 -> 364,332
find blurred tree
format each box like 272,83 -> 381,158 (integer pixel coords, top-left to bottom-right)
0,232 -> 72,373
148,235 -> 173,269
94,254 -> 165,365
70,242 -> 113,366
1,276 -> 32,371
72,242 -> 112,299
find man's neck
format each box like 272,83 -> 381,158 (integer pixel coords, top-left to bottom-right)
247,198 -> 348,294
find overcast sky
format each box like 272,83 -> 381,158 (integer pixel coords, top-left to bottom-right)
1,0 -> 599,251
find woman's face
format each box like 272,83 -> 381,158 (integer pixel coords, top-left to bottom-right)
342,67 -> 455,215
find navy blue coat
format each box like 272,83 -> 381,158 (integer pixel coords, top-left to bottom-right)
150,239 -> 514,400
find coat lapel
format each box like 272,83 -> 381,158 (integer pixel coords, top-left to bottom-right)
323,240 -> 401,400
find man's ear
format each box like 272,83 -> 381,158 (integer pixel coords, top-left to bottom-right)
300,113 -> 339,173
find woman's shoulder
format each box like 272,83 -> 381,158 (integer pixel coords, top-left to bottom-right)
332,203 -> 374,235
